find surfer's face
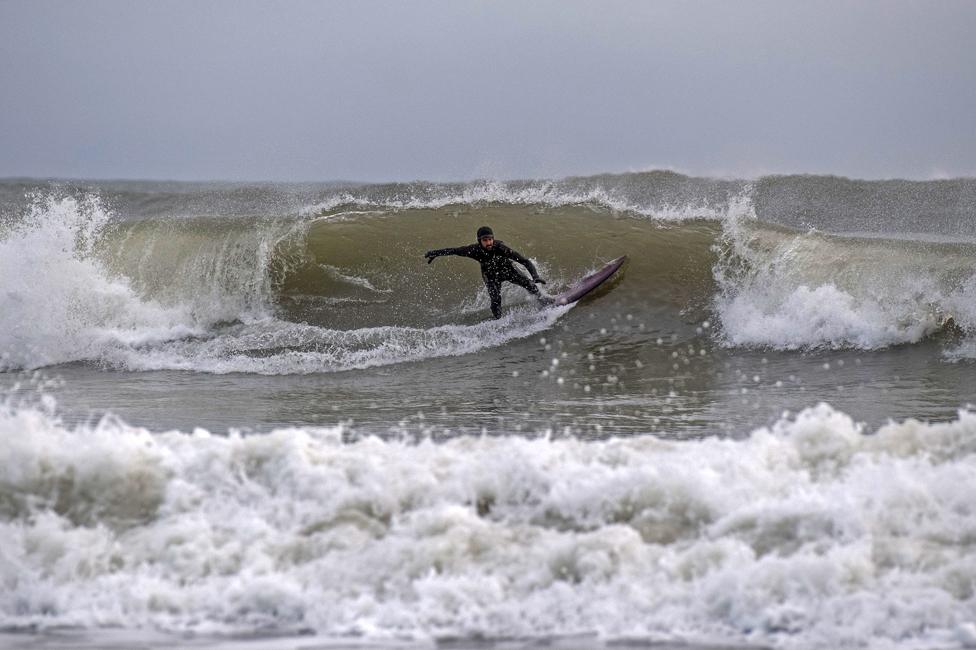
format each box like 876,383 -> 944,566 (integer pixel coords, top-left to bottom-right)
479,235 -> 494,249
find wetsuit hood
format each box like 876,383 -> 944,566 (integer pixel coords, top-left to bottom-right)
476,226 -> 494,241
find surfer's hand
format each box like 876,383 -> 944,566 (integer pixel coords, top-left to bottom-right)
424,251 -> 436,264
534,278 -> 546,285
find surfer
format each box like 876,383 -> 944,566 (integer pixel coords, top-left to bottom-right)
425,226 -> 552,319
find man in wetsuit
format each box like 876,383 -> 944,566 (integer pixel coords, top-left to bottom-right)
425,226 -> 552,319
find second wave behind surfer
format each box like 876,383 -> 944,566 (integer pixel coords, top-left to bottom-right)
425,226 -> 553,319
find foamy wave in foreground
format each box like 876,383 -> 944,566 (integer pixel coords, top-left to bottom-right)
3,400 -> 976,648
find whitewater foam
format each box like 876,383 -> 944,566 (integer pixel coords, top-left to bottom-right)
102,306 -> 571,374
713,219 -> 976,350
3,399 -> 976,648
0,193 -> 201,370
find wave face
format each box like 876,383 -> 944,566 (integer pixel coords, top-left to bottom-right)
3,397 -> 976,648
1,172 -> 976,374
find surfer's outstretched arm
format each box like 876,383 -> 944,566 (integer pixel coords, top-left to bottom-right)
424,244 -> 478,263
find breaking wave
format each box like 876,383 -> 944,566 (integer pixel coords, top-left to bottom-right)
2,171 -> 976,373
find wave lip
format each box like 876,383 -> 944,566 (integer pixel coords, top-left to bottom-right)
3,399 -> 976,647
300,172 -> 747,222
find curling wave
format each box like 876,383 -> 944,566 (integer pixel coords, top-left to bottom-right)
2,172 -> 976,373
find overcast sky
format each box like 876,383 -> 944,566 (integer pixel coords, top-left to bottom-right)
1,0 -> 974,182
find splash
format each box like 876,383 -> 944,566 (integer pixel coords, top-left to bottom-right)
0,193 -> 198,370
712,217 -> 976,350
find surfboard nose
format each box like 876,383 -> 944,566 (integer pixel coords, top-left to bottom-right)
551,255 -> 627,307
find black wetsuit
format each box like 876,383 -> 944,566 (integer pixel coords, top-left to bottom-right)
426,241 -> 542,319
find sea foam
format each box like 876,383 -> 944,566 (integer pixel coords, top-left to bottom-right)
3,399 -> 976,648
0,193 -> 199,370
714,218 -> 976,350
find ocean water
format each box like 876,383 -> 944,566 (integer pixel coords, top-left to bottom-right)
2,172 -> 976,649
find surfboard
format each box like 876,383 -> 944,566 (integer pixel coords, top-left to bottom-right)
551,255 -> 627,306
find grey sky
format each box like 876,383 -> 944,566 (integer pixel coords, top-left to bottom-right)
1,0 -> 974,182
